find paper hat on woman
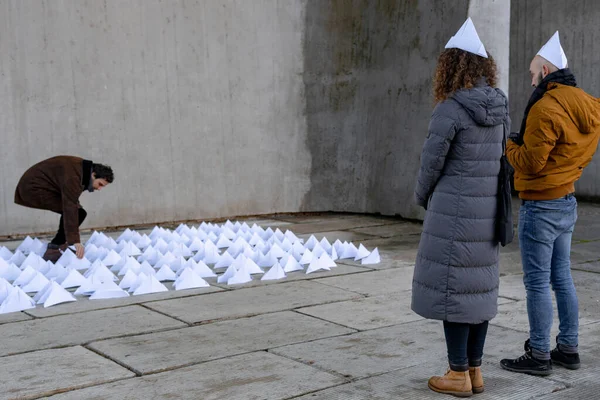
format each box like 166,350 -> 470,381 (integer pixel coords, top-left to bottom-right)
445,18 -> 488,58
537,31 -> 568,69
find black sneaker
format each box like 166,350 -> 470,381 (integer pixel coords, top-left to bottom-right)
500,340 -> 552,376
551,345 -> 581,370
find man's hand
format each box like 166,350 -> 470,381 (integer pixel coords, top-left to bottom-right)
74,243 -> 85,259
508,131 -> 523,146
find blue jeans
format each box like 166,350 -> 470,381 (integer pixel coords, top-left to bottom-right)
519,195 -> 579,353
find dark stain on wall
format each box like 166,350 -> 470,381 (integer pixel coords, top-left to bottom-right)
301,0 -> 469,217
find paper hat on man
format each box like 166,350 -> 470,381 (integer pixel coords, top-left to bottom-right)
445,18 -> 488,58
537,31 -> 568,69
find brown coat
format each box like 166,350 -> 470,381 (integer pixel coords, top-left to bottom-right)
15,156 -> 90,244
507,83 -> 600,200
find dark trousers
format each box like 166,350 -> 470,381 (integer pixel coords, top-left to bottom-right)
50,208 -> 87,245
443,320 -> 489,371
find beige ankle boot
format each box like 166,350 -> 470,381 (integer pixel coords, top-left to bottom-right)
428,368 -> 473,397
469,367 -> 484,394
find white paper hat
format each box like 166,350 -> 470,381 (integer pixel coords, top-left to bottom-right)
537,31 -> 568,69
445,18 -> 488,58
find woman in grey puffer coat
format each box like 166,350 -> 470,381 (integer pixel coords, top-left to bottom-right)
412,44 -> 509,396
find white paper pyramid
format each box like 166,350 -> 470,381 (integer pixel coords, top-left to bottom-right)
312,243 -> 326,258
89,281 -> 130,299
283,256 -> 303,273
269,243 -> 286,258
174,268 -> 210,290
192,261 -> 216,278
122,241 -> 142,257
0,259 -> 21,281
31,239 -> 47,256
117,228 -> 134,242
188,238 -> 204,252
117,257 -> 142,276
214,252 -> 235,269
537,31 -> 568,69
203,246 -> 221,265
354,244 -> 371,261
155,265 -> 177,281
330,246 -> 338,261
67,256 -> 92,271
257,251 -> 277,268
261,262 -> 286,281
0,278 -> 13,303
16,236 -> 35,253
244,257 -> 264,275
339,242 -> 358,260
227,264 -> 252,285
217,264 -> 237,284
361,248 -> 381,265
128,272 -> 149,293
13,266 -> 38,287
133,275 -> 169,295
118,269 -> 138,289
216,235 -> 233,249
0,246 -> 13,261
136,235 -> 152,249
139,262 -> 156,277
33,280 -> 53,303
22,253 -> 46,270
9,250 -> 26,267
318,253 -> 337,269
85,263 -> 117,282
74,276 -> 106,296
38,281 -> 77,307
0,286 -> 35,313
45,262 -> 67,280
444,17 -> 488,58
101,250 -> 122,266
22,272 -> 51,292
306,256 -> 331,274
249,233 -> 264,246
305,235 -> 318,250
299,249 -> 314,265
60,268 -> 87,288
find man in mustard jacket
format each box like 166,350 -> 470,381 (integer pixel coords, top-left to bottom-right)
501,32 -> 600,375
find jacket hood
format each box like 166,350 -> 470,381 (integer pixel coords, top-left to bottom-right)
546,83 -> 600,134
451,85 -> 509,127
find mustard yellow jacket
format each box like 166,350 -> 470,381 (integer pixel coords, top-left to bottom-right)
507,83 -> 600,200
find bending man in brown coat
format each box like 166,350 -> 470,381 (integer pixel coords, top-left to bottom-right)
14,156 -> 114,262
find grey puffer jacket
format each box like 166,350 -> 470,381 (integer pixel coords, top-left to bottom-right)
411,84 -> 509,324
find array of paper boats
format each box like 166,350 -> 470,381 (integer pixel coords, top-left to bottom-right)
0,220 -> 381,314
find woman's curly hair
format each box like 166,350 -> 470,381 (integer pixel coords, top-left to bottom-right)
433,48 -> 498,103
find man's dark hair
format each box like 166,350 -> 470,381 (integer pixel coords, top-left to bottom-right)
92,163 -> 114,183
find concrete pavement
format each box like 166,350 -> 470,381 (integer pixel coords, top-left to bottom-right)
0,206 -> 599,399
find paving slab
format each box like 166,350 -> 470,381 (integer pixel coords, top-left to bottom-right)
491,299 -> 600,336
570,241 -> 600,264
0,346 -> 134,400
298,230 -> 379,243
270,319 -> 448,379
145,280 -> 361,324
349,222 -> 424,238
211,263 -> 370,291
282,216 -> 398,235
499,273 -> 526,300
89,311 -> 355,374
536,383 -> 600,399
572,260 -> 600,273
314,267 -> 414,296
25,282 -> 224,318
0,311 -> 33,325
46,351 -> 344,400
0,305 -> 185,357
293,360 -> 565,400
297,292 -> 423,330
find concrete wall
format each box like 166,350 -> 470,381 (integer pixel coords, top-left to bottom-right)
1,0 -> 514,236
300,0 -> 510,219
0,0 -> 311,236
510,0 -> 600,198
